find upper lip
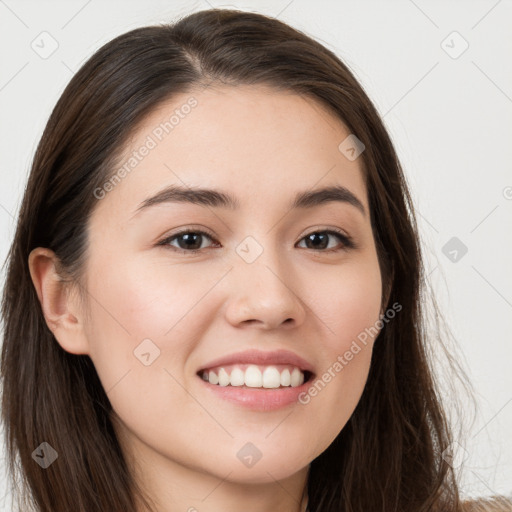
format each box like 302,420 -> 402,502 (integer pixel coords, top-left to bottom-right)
197,349 -> 315,374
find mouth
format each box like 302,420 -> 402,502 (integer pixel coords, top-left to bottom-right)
194,349 -> 316,411
196,364 -> 314,389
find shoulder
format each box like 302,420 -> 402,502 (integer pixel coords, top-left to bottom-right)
461,496 -> 512,512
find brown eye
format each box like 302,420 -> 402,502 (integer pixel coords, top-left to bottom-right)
158,230 -> 218,253
158,228 -> 354,255
297,230 -> 354,252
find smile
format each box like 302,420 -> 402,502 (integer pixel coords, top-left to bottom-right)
200,364 -> 309,388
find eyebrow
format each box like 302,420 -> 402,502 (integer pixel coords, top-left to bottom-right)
132,184 -> 366,218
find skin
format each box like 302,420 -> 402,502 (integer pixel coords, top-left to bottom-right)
29,84 -> 384,512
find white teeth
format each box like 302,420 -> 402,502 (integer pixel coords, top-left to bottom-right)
245,365 -> 262,387
218,368 -> 230,387
262,367 -> 281,388
229,367 -> 245,387
204,365 -> 306,388
290,367 -> 301,387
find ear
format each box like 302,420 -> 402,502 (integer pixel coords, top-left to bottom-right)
28,247 -> 90,355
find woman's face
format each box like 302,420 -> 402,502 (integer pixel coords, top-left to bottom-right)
79,85 -> 383,485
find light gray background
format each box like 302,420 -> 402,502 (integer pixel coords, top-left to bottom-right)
1,0 -> 511,509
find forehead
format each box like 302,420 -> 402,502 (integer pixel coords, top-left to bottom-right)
93,84 -> 368,222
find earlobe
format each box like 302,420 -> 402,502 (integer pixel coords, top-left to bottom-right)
28,247 -> 90,355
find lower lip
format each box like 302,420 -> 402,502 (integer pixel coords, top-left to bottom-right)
197,375 -> 313,411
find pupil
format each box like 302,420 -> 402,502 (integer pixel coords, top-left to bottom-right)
307,233 -> 327,249
181,233 -> 201,250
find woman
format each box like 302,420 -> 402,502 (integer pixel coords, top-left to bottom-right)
1,8 -> 510,512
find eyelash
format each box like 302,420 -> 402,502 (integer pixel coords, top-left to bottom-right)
157,227 -> 356,255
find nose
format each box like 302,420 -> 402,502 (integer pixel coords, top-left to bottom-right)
224,243 -> 307,330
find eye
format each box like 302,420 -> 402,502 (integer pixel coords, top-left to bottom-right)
296,229 -> 355,252
157,228 -> 355,254
157,229 -> 219,253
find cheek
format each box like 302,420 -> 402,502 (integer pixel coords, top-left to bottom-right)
81,256 -> 211,446
298,253 -> 382,447
82,252 -> 229,414
85,253 -> 216,349
314,252 -> 383,349
81,255 -> 181,389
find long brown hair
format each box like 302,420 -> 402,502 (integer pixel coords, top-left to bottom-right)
1,8 -> 509,512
